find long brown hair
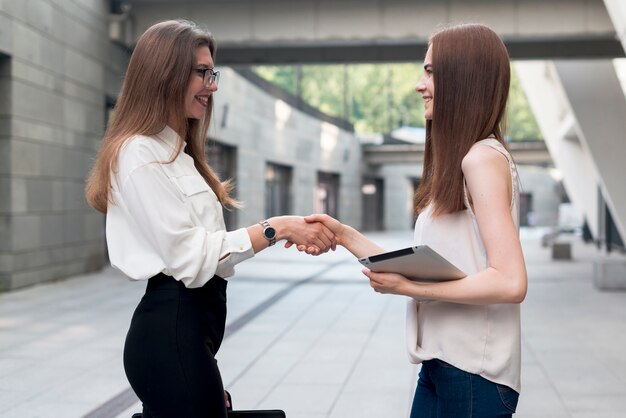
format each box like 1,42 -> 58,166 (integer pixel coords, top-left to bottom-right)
414,24 -> 511,216
85,19 -> 236,213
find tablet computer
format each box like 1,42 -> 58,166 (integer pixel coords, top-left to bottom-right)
358,245 -> 465,282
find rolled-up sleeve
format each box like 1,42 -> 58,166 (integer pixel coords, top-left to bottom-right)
216,227 -> 255,278
119,162 -> 253,287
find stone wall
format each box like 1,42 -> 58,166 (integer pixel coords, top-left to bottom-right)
210,68 -> 363,230
0,0 -> 112,290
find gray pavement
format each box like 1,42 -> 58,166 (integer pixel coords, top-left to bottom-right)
1,230 -> 626,418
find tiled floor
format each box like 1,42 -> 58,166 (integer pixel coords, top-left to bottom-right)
1,230 -> 625,417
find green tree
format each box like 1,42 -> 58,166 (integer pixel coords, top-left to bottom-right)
506,67 -> 543,140
301,65 -> 346,117
254,66 -> 298,95
252,63 -> 541,140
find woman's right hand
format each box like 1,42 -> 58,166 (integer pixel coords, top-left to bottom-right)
303,214 -> 348,246
300,214 -> 384,259
297,213 -> 347,254
272,216 -> 336,255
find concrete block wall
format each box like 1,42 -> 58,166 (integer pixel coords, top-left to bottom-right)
0,0 -> 111,290
369,161 -> 564,231
211,68 -> 363,230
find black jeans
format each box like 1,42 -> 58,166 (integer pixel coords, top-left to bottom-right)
124,273 -> 228,418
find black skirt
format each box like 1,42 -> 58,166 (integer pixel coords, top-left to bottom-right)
124,273 -> 228,418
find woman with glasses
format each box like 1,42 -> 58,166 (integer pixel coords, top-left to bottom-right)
85,20 -> 334,417
305,23 -> 527,417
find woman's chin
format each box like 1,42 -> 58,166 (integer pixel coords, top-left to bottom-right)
186,112 -> 203,121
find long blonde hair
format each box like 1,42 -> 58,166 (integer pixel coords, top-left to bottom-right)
85,19 -> 236,213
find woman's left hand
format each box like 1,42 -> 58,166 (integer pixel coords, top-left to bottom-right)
363,269 -> 410,295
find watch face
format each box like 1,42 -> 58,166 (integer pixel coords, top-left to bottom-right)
264,227 -> 277,239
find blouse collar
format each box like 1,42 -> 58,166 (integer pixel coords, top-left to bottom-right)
153,125 -> 184,153
156,125 -> 180,146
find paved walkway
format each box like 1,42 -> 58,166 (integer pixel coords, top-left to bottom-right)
1,230 -> 626,418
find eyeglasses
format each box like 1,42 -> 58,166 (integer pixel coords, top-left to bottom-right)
194,68 -> 220,86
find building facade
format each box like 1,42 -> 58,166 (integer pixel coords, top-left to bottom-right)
0,0 -> 365,291
1,0 -> 578,292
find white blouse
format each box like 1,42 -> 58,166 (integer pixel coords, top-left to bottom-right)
106,125 -> 254,288
407,137 -> 522,393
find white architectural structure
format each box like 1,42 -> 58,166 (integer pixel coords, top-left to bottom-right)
127,0 -> 622,63
514,0 -> 626,287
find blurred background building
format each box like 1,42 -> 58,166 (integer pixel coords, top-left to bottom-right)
1,0 -> 625,291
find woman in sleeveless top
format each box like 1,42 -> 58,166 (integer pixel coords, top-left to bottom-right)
305,24 -> 527,417
84,20 -> 335,417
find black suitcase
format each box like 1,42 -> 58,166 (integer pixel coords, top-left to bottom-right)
131,410 -> 285,417
130,391 -> 286,417
226,391 -> 286,418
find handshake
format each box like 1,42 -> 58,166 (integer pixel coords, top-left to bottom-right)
266,214 -> 398,295
274,214 -> 348,256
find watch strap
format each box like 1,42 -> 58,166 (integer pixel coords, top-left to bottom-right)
259,220 -> 276,246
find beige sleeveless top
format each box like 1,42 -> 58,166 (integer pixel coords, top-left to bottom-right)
407,137 -> 522,393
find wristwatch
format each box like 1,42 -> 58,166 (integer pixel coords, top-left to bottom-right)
259,220 -> 277,246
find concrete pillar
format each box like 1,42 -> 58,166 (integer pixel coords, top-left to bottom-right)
555,60 -> 626,289
515,62 -> 601,238
517,59 -> 626,289
380,163 -> 420,231
553,60 -> 626,242
604,0 -> 626,47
